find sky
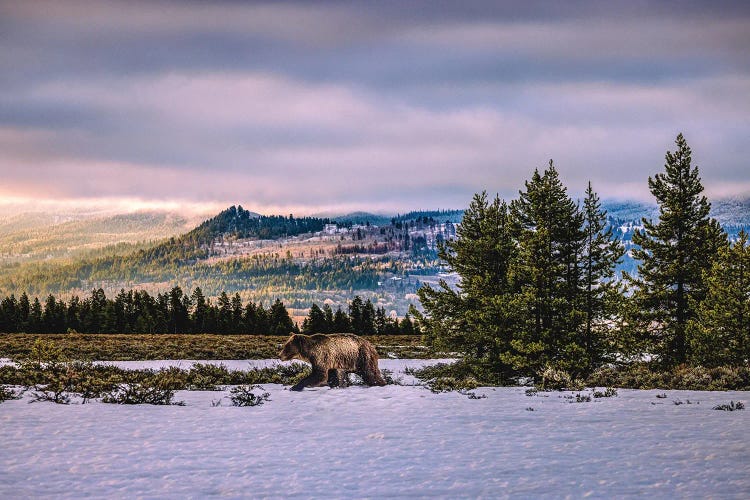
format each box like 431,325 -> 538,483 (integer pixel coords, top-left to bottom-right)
1,0 -> 749,216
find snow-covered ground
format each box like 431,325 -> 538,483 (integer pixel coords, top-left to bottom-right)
2,360 -> 749,498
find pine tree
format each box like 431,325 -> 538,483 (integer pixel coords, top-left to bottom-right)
29,297 -> 43,333
349,296 -> 365,334
322,304 -> 334,333
66,296 -> 81,333
112,289 -> 130,334
415,192 -> 518,376
217,292 -> 232,334
0,295 -> 19,332
333,307 -> 351,332
627,134 -> 726,366
362,299 -> 376,335
190,287 -> 209,333
509,162 -> 587,375
168,286 -> 189,334
374,307 -> 388,335
18,292 -> 30,331
243,302 -> 258,334
687,230 -> 749,366
580,182 -> 625,369
302,303 -> 327,334
399,312 -> 415,334
269,299 -> 295,336
231,293 -> 244,330
42,294 -> 67,333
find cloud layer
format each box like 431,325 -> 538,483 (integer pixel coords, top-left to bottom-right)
1,0 -> 749,214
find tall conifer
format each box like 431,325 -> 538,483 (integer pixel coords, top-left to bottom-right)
509,162 -> 586,375
580,182 -> 624,368
627,134 -> 726,365
687,231 -> 749,366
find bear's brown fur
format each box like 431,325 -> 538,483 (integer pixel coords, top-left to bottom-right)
278,333 -> 386,391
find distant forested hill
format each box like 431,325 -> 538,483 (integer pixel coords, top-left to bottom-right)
0,211 -> 198,263
0,199 -> 747,313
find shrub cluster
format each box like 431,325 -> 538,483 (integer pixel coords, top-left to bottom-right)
410,359 -> 750,392
0,385 -> 22,403
0,339 -> 310,404
586,363 -> 750,391
712,401 -> 745,411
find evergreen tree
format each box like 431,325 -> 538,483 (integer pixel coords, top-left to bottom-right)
112,290 -> 130,334
28,297 -> 43,333
168,286 -> 190,334
217,292 -> 232,334
0,294 -> 19,332
155,292 -> 169,333
361,299 -> 377,335
580,182 -> 625,369
333,306 -> 351,332
399,312 -> 415,335
687,230 -> 749,366
254,303 -> 271,335
349,296 -> 365,334
416,192 -> 518,376
627,134 -> 726,366
374,307 -> 388,335
190,287 -> 209,333
302,303 -> 327,333
322,304 -> 334,333
269,299 -> 295,336
18,292 -> 30,331
66,296 -> 81,333
509,162 -> 587,375
243,301 -> 258,334
231,293 -> 244,328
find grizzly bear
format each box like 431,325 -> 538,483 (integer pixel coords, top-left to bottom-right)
278,333 -> 386,391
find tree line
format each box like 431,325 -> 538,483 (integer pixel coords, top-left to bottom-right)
300,296 -> 420,336
0,287 -> 421,336
415,134 -> 749,379
0,287 -> 299,335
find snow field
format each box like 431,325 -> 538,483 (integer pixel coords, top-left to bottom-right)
1,360 -> 749,498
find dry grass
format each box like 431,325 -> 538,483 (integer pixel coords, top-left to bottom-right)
0,333 -> 432,361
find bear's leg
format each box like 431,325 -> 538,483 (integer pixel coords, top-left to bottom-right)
327,369 -> 340,388
290,367 -> 329,391
359,360 -> 387,386
327,369 -> 348,388
356,345 -> 387,387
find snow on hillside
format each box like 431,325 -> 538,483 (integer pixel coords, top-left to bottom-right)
1,360 -> 749,498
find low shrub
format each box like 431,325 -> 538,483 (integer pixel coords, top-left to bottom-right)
0,385 -> 23,403
538,365 -> 584,391
586,363 -> 750,391
380,369 -> 402,386
712,401 -> 745,411
102,384 -> 184,405
408,360 -> 510,392
463,390 -> 487,399
593,387 -> 618,398
230,385 -> 271,407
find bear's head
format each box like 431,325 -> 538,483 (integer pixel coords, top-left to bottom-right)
278,333 -> 303,361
